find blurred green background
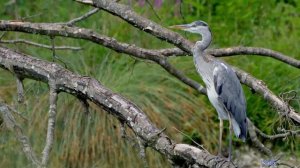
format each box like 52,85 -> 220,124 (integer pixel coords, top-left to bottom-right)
0,0 -> 299,167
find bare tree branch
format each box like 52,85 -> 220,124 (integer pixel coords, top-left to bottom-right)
0,99 -> 41,166
0,39 -> 82,50
76,0 -> 194,52
155,47 -> 300,69
41,87 -> 58,166
209,47 -> 300,68
66,8 -> 100,26
247,119 -> 273,157
15,75 -> 24,103
255,125 -> 300,140
0,47 -> 235,167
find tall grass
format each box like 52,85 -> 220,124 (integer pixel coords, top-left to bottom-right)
0,0 -> 299,167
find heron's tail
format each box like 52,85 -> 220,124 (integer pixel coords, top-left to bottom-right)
232,118 -> 247,142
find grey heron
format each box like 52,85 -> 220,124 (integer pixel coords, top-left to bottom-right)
170,21 -> 247,160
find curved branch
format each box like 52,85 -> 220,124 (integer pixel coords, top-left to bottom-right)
0,47 -> 235,167
76,0 -> 194,52
208,47 -> 300,68
155,47 -> 300,69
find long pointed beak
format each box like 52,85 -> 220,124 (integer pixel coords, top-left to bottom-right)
169,24 -> 190,30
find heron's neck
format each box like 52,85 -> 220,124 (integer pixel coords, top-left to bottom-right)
193,29 -> 212,65
193,29 -> 212,54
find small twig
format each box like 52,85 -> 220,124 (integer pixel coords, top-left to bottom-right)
145,0 -> 161,21
278,162 -> 298,168
41,87 -> 58,166
255,126 -> 300,140
78,97 -> 90,117
172,127 -> 208,152
16,76 -> 24,103
66,8 -> 99,26
50,37 -> 68,68
137,137 -> 149,168
0,100 -> 41,166
50,36 -> 56,62
21,13 -> 43,21
7,106 -> 28,122
120,121 -> 126,138
75,0 -> 93,5
0,39 -> 82,50
0,32 -> 6,40
279,90 -> 297,105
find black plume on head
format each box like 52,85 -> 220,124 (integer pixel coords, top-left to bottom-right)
192,20 -> 208,27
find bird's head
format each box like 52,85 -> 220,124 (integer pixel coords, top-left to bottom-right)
169,20 -> 210,35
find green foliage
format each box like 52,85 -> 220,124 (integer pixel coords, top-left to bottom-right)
0,0 -> 299,167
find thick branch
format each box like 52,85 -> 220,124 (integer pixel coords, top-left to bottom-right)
0,47 -> 235,167
76,0 -> 194,52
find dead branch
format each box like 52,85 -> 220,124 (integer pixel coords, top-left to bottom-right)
0,39 -> 82,50
0,99 -> 41,166
41,87 -> 58,166
247,119 -> 273,157
0,47 -> 235,167
76,0 -> 194,52
66,8 -> 100,26
255,125 -> 300,140
209,47 -> 300,68
155,47 -> 300,69
15,75 -> 24,103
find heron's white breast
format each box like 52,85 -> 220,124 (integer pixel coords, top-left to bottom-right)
207,85 -> 229,120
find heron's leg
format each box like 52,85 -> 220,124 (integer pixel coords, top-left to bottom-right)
228,118 -> 233,161
218,119 -> 223,155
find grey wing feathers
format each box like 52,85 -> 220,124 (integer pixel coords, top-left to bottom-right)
213,61 -> 247,140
